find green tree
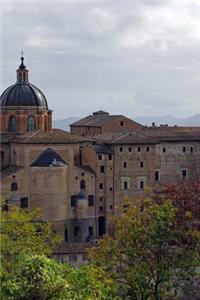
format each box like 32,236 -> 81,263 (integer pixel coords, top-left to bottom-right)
0,201 -> 61,274
1,254 -> 120,300
89,198 -> 200,300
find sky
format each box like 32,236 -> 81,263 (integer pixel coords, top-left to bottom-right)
1,0 -> 200,120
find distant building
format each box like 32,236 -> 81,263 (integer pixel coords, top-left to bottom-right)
1,57 -> 200,265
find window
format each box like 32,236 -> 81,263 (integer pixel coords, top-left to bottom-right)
138,147 -> 141,152
100,197 -> 103,202
74,226 -> 79,237
71,195 -> 77,207
108,154 -> 112,160
128,147 -> 132,152
99,183 -> 103,189
183,147 -> 186,153
140,181 -> 144,190
119,147 -> 123,152
69,254 -> 77,262
124,181 -> 128,190
8,116 -> 17,132
181,169 -> 188,180
98,154 -> 102,160
140,161 -> 144,168
100,166 -> 104,173
81,172 -> 84,176
190,147 -> 193,153
1,151 -> 5,166
163,147 -> 166,153
146,147 -> 150,152
27,116 -> 36,132
110,205 -> 113,209
11,182 -> 18,191
64,228 -> 68,242
124,162 -> 127,168
80,180 -> 86,190
109,187 -> 113,191
88,195 -> 94,206
20,197 -> 28,208
88,226 -> 93,236
155,170 -> 160,182
120,121 -> 124,126
99,206 -> 103,212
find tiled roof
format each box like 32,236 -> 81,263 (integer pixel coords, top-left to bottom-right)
1,165 -> 23,178
70,111 -> 141,127
93,144 -> 113,154
12,129 -> 91,144
92,127 -> 200,144
31,148 -> 67,167
78,165 -> 96,175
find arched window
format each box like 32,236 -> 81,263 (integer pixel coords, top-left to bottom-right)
80,180 -> 86,190
8,116 -> 17,132
27,116 -> 36,132
11,182 -> 18,191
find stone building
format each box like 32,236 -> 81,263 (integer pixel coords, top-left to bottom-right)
1,57 -> 200,265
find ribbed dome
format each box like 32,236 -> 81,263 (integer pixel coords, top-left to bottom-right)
0,83 -> 48,108
0,54 -> 48,109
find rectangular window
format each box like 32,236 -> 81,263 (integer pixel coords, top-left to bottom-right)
20,197 -> 28,209
120,121 -> 124,126
181,169 -> 187,180
146,146 -> 150,152
98,154 -> 102,160
119,147 -> 123,152
140,161 -> 144,168
124,181 -> 128,190
163,147 -> 166,153
88,195 -> 94,206
155,170 -> 160,182
124,162 -> 127,168
128,147 -> 132,152
183,147 -> 186,153
138,147 -> 141,152
108,154 -> 112,160
71,195 -> 77,207
140,181 -> 144,190
88,226 -> 93,236
99,183 -> 103,189
100,166 -> 104,173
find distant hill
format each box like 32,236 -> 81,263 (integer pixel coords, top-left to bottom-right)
53,114 -> 200,130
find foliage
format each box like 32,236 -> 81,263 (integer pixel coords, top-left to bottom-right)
89,198 -> 200,300
0,201 -> 61,274
1,254 -> 120,300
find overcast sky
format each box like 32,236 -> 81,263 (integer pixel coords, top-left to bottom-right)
1,0 -> 200,120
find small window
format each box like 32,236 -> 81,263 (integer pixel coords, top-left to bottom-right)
119,147 -> 123,152
108,155 -> 112,160
183,147 -> 186,153
88,195 -> 94,206
71,195 -> 77,207
190,147 -> 193,153
120,121 -> 124,126
99,183 -> 103,189
140,181 -> 144,190
140,161 -> 144,168
110,205 -> 113,209
163,147 -> 166,153
181,169 -> 187,180
81,172 -> 84,176
124,162 -> 127,168
155,170 -> 160,182
128,147 -> 132,152
138,147 -> 141,152
109,187 -> 113,191
99,206 -> 103,212
124,181 -> 128,190
88,226 -> 93,236
74,226 -> 79,237
146,147 -> 150,152
11,182 -> 18,191
64,228 -> 68,242
69,254 -> 77,262
20,197 -> 28,209
98,154 -> 102,160
80,180 -> 86,190
82,254 -> 88,261
100,166 -> 104,173
100,197 -> 103,202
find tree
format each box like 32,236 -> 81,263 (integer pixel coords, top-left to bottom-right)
1,254 -> 120,300
89,198 -> 200,300
0,201 -> 61,274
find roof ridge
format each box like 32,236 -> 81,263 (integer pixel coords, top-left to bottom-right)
23,130 -> 41,142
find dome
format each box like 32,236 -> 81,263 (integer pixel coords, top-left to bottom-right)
0,54 -> 48,109
0,83 -> 48,108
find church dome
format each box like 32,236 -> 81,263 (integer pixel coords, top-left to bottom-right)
0,54 -> 48,109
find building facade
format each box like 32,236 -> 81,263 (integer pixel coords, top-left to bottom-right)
1,58 -> 200,265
